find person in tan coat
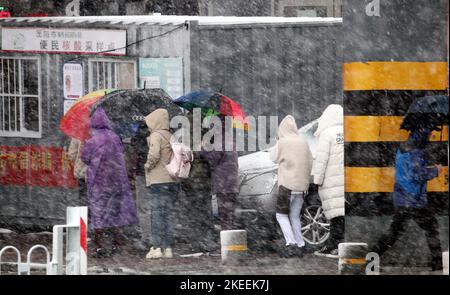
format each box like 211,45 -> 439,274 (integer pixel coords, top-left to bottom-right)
144,108 -> 179,259
270,115 -> 313,257
68,138 -> 88,205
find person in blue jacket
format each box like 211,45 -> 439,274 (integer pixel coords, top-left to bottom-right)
372,125 -> 443,271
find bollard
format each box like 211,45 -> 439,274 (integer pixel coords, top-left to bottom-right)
338,243 -> 368,275
220,230 -> 247,265
443,251 -> 449,275
65,207 -> 88,275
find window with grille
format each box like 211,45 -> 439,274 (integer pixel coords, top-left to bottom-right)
0,57 -> 41,138
88,59 -> 137,92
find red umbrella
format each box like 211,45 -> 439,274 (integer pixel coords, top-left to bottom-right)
220,95 -> 249,130
174,91 -> 249,130
60,89 -> 115,141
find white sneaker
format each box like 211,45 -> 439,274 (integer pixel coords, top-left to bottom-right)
164,248 -> 173,258
146,247 -> 163,259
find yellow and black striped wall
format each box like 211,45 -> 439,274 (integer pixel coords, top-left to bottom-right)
343,0 -> 448,263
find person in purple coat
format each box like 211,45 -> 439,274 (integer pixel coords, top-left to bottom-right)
201,116 -> 240,230
81,107 -> 138,257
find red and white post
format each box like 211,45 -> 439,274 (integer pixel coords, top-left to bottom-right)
65,207 -> 88,275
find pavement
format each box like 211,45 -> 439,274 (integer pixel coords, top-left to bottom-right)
0,229 -> 446,275
87,252 -> 338,275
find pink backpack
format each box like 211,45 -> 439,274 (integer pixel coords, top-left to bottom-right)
157,131 -> 193,179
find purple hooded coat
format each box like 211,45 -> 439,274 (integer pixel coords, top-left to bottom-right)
81,108 -> 138,229
201,119 -> 239,195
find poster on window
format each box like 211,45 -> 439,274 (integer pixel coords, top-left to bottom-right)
63,63 -> 83,100
139,58 -> 183,99
1,27 -> 126,55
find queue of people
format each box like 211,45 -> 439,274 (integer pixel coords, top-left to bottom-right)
66,103 -> 356,262
68,103 -> 348,260
66,99 -> 444,271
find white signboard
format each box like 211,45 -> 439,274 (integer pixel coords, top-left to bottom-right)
1,27 -> 126,55
63,63 -> 84,100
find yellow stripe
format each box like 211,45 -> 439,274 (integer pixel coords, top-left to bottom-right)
341,258 -> 367,265
343,61 -> 448,91
223,245 -> 248,251
345,167 -> 448,193
345,116 -> 449,142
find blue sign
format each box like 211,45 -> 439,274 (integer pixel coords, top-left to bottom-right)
139,57 -> 183,99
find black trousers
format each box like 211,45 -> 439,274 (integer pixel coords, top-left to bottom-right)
327,216 -> 345,249
216,193 -> 238,230
78,178 -> 88,206
276,185 -> 292,214
374,207 -> 442,262
184,188 -> 216,250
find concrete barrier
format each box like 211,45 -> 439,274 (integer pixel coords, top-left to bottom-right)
443,251 -> 449,275
338,243 -> 368,275
220,230 -> 247,265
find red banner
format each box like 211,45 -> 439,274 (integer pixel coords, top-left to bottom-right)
0,146 -> 78,188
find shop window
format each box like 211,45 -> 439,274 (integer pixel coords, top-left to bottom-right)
0,57 -> 41,138
88,59 -> 137,91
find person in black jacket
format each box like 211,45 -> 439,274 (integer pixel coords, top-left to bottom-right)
180,113 -> 217,253
130,121 -> 152,250
371,125 -> 443,271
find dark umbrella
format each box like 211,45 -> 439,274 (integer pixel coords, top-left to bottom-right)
401,95 -> 449,131
92,88 -> 183,138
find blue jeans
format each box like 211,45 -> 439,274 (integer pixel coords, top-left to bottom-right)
149,183 -> 179,248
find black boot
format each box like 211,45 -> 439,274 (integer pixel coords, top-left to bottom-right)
431,257 -> 443,271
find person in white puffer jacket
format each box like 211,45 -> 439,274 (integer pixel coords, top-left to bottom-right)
311,104 -> 345,258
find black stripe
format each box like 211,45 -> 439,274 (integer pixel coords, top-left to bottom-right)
344,90 -> 447,116
346,193 -> 449,216
345,142 -> 448,167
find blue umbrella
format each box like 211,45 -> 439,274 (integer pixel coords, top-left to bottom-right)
173,90 -> 222,116
401,95 -> 448,131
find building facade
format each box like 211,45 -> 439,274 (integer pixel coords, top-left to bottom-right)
2,0 -> 341,17
0,0 -> 199,17
198,0 -> 342,17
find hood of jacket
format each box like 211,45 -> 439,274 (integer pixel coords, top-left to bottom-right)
314,104 -> 343,136
145,108 -> 170,131
278,115 -> 299,139
91,107 -> 112,130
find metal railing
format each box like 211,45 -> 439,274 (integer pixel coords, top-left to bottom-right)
0,206 -> 88,275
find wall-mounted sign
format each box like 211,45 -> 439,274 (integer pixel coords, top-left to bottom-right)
139,58 -> 184,99
1,27 -> 126,55
63,63 -> 83,99
0,145 -> 77,188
